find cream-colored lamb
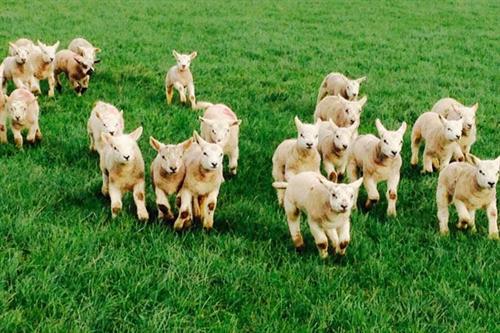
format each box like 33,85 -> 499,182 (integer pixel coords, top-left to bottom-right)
273,172 -> 363,258
0,88 -> 41,148
165,50 -> 197,108
431,97 -> 478,157
0,64 -> 4,107
100,127 -> 148,221
318,120 -> 359,181
174,131 -> 224,231
68,38 -> 101,65
54,49 -> 94,96
28,41 -> 60,96
347,119 -> 407,216
2,43 -> 32,91
87,101 -> 124,154
199,103 -> 242,175
150,136 -> 193,221
272,116 -> 321,206
314,95 -> 367,129
411,112 -> 463,173
317,73 -> 366,103
436,156 -> 499,239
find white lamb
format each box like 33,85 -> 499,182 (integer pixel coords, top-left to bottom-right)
436,156 -> 499,239
411,112 -> 463,173
314,95 -> 367,129
2,43 -> 32,91
318,120 -> 359,182
68,38 -> 101,65
347,119 -> 407,216
431,97 -> 478,157
174,131 -> 224,231
165,50 -> 197,109
28,41 -> 60,96
317,72 -> 366,103
199,103 -> 242,175
100,127 -> 148,221
150,136 -> 193,221
273,172 -> 363,258
0,88 -> 41,148
272,116 -> 321,206
87,101 -> 125,154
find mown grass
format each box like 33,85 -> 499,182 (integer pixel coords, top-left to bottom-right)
0,0 -> 499,331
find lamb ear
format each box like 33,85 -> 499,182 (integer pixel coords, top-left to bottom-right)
318,176 -> 334,191
8,42 -> 18,52
172,50 -> 180,59
73,55 -> 83,65
149,136 -> 163,151
189,51 -> 197,60
337,94 -> 349,103
294,116 -> 303,130
356,76 -> 366,84
94,47 -> 101,53
199,116 -> 214,126
193,130 -> 208,147
180,137 -> 193,151
101,132 -> 113,145
398,121 -> 407,135
314,118 -> 322,129
438,114 -> 447,125
230,119 -> 242,127
375,118 -> 386,136
129,126 -> 143,141
37,40 -> 45,48
350,177 -> 364,191
53,41 -> 60,50
358,96 -> 368,107
95,110 -> 101,120
349,120 -> 360,132
329,119 -> 338,130
471,103 -> 478,113
468,154 -> 481,166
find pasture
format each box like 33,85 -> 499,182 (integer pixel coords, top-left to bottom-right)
0,1 -> 498,331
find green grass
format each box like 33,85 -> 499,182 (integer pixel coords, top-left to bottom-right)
0,0 -> 499,331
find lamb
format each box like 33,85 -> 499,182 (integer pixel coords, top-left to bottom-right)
436,156 -> 499,239
27,40 -> 60,97
54,49 -> 94,95
318,120 -> 359,182
431,97 -> 478,157
0,64 -> 4,107
68,38 -> 101,65
150,136 -> 193,221
87,101 -> 125,154
273,172 -> 363,258
347,119 -> 407,216
313,95 -> 367,129
165,50 -> 197,108
317,72 -> 366,103
411,112 -> 463,173
100,127 -> 148,221
2,43 -> 32,91
173,131 -> 224,231
0,88 -> 41,148
199,103 -> 242,175
272,116 -> 321,206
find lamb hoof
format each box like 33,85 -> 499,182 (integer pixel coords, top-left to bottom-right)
488,232 -> 499,240
173,219 -> 185,231
387,209 -> 397,217
439,229 -> 450,236
229,167 -> 237,176
365,199 -> 378,210
111,207 -> 121,218
328,172 -> 337,182
138,211 -> 149,221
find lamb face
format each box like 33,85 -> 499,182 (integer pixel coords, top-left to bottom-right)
321,177 -> 363,213
339,95 -> 367,125
102,127 -> 142,164
375,119 -> 407,158
150,137 -> 190,174
194,132 -> 223,171
453,103 -> 477,131
345,76 -> 365,100
330,120 -> 358,151
74,55 -> 95,76
295,116 -> 320,150
37,41 -> 60,63
200,117 -> 239,146
473,157 -> 500,189
8,100 -> 28,123
96,110 -> 123,136
173,50 -> 197,71
440,115 -> 463,142
9,43 -> 30,64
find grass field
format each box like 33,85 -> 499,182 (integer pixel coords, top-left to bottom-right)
0,1 -> 499,331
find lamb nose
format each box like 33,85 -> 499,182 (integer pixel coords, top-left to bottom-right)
392,150 -> 397,156
211,162 -> 217,168
343,144 -> 348,149
124,155 -> 130,161
341,204 -> 347,209
489,182 -> 495,187
109,131 -> 115,135
455,135 -> 460,139
170,167 -> 177,172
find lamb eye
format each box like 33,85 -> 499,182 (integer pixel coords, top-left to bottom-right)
345,109 -> 349,113
113,146 -> 118,151
300,134 -> 304,138
203,152 -> 208,156
212,130 -> 216,134
479,170 -> 485,175
336,135 -> 339,139
383,139 -> 388,144
219,153 -> 223,157
162,155 -> 166,160
332,193 -> 337,198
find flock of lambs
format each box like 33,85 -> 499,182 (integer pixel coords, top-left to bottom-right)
0,37 -> 498,259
